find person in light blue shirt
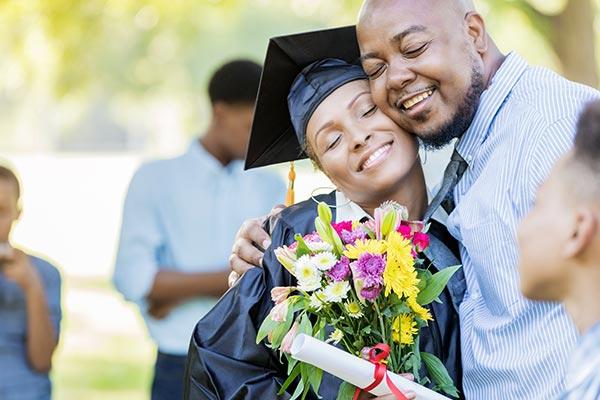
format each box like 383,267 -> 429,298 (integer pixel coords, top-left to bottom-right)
0,165 -> 62,400
518,101 -> 600,400
113,59 -> 285,400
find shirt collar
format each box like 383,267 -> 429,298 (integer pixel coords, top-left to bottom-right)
456,52 -> 529,162
187,139 -> 243,174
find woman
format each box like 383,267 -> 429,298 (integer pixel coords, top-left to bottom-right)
184,31 -> 465,400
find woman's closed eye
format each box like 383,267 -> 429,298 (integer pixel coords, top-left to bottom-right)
361,105 -> 377,118
326,135 -> 342,151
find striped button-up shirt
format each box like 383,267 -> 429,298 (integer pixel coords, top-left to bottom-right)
561,322 -> 600,400
446,52 -> 600,399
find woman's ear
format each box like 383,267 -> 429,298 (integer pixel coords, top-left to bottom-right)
563,207 -> 598,259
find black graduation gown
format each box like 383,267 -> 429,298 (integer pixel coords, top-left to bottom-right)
184,192 -> 466,400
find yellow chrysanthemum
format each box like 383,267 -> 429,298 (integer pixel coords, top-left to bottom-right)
343,239 -> 386,259
408,296 -> 433,321
392,314 -> 418,345
383,231 -> 419,297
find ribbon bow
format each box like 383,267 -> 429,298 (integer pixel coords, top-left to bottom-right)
352,344 -> 408,400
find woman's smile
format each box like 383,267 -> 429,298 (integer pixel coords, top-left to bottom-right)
357,141 -> 393,172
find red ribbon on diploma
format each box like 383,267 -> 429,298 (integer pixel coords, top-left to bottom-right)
353,344 -> 408,400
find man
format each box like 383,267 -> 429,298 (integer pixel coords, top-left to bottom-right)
229,1 -> 600,398
518,100 -> 600,400
113,60 -> 285,400
0,165 -> 62,400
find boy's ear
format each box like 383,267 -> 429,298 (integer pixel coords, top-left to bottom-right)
563,207 -> 598,259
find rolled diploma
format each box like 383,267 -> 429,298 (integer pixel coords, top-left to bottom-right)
290,334 -> 450,400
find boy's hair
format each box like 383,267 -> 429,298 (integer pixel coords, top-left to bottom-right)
574,101 -> 600,173
0,165 -> 20,200
208,59 -> 262,105
564,100 -> 600,199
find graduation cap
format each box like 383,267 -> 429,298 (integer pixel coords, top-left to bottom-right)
244,25 -> 362,171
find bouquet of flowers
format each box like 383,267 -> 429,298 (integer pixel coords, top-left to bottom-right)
256,201 -> 461,400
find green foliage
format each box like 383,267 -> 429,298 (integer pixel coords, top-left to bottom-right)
416,265 -> 462,305
336,381 -> 357,400
422,352 -> 460,398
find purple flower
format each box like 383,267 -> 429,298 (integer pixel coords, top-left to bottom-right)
341,228 -> 367,245
356,253 -> 386,279
360,285 -> 382,301
327,257 -> 351,282
352,253 -> 386,302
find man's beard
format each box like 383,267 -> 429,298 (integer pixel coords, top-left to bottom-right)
419,65 -> 485,150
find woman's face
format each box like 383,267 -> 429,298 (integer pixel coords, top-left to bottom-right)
306,79 -> 420,205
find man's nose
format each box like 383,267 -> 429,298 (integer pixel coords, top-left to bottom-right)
386,56 -> 416,93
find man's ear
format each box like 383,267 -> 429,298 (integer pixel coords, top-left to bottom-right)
464,12 -> 488,55
564,207 -> 598,259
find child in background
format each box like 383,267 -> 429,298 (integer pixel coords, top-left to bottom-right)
0,165 -> 62,400
518,101 -> 600,400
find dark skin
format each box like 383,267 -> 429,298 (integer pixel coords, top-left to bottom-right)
0,180 -> 57,373
146,101 -> 255,318
357,0 -> 505,140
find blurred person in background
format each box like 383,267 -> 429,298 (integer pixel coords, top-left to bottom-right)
518,100 -> 600,400
0,165 -> 62,400
112,59 -> 286,400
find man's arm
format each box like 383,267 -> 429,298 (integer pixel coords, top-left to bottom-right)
1,249 -> 58,373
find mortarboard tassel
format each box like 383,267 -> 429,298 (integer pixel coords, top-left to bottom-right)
285,161 -> 296,206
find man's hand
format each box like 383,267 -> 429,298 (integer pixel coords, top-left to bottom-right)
148,299 -> 180,319
0,246 -> 42,293
228,205 -> 285,286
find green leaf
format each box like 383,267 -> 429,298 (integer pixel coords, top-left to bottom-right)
331,228 -> 345,256
256,315 -> 282,344
422,352 -> 460,398
381,210 -> 397,238
289,375 -> 305,400
270,306 -> 295,347
294,234 -> 312,257
315,217 -> 334,245
299,313 -> 313,336
279,362 -> 302,395
336,381 -> 357,400
317,201 -> 333,224
416,265 -> 462,305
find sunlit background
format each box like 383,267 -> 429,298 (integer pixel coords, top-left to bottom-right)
1,0 -> 598,398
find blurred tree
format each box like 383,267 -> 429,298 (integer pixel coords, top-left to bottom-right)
487,0 -> 598,87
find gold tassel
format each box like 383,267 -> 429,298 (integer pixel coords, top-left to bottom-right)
285,161 -> 296,206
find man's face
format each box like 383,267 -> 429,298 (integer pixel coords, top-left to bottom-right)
219,103 -> 255,160
0,180 -> 20,243
357,0 -> 485,149
517,159 -> 573,301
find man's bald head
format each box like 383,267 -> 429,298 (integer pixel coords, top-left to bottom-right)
359,0 -> 476,24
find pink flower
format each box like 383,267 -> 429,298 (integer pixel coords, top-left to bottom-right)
271,287 -> 293,304
413,232 -> 430,252
332,221 -> 353,236
397,224 -> 413,239
269,300 -> 289,322
281,322 -> 299,354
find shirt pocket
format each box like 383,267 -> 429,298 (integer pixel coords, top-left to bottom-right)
459,216 -> 523,318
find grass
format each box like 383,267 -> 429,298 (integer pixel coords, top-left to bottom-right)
50,277 -> 155,400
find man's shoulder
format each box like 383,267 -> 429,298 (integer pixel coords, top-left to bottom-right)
510,66 -> 600,125
268,193 -> 335,235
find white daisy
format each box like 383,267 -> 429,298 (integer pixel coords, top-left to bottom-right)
323,281 -> 350,303
307,241 -> 334,253
312,251 -> 337,271
326,328 -> 344,345
309,290 -> 327,311
295,255 -> 321,292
